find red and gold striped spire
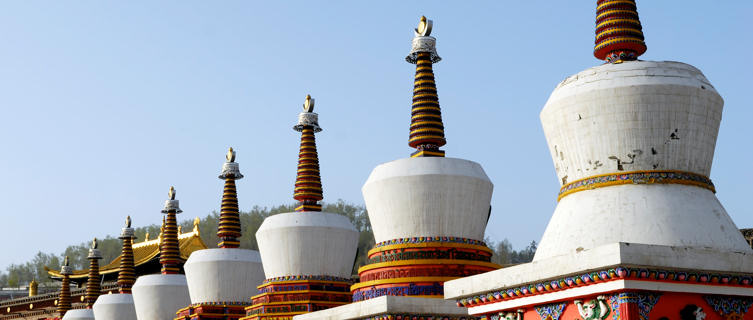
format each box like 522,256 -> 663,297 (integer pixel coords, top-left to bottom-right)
117,216 -> 136,294
406,16 -> 446,158
217,147 -> 244,248
84,238 -> 102,308
594,0 -> 647,63
293,94 -> 323,212
57,256 -> 72,317
160,186 -> 182,274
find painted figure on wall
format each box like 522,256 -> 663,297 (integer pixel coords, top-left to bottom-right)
680,304 -> 707,320
501,309 -> 524,320
574,296 -> 610,320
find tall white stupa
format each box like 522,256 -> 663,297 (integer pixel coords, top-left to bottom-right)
446,2 -> 753,320
93,216 -> 138,320
175,148 -> 265,320
297,17 -> 499,320
244,95 -> 359,319
132,187 -> 191,320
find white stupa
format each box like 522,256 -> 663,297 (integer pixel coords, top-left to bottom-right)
93,216 -> 138,320
178,148 -> 265,319
446,2 -> 753,320
132,187 -> 191,320
249,95 -> 359,318
297,17 -> 498,320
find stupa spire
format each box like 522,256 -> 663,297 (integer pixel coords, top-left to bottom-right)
594,0 -> 647,63
57,256 -> 72,317
117,215 -> 136,294
84,238 -> 102,308
406,16 -> 446,158
217,147 -> 244,248
160,186 -> 182,274
292,94 -> 323,212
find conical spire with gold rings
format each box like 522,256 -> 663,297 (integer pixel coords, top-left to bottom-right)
85,238 -> 102,308
293,94 -> 323,212
217,147 -> 244,248
57,256 -> 72,317
594,0 -> 647,63
160,186 -> 182,274
118,216 -> 136,294
407,16 -> 446,158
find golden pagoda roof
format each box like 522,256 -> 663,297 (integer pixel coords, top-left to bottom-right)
46,219 -> 207,279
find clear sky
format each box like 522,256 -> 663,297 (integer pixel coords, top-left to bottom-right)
1,1 -> 752,270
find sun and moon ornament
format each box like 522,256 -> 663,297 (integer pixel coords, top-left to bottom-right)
416,15 -> 433,37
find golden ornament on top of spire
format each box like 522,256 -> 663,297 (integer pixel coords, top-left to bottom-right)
594,0 -> 646,63
227,147 -> 236,162
416,16 -> 432,36
303,94 -> 315,112
168,186 -> 176,200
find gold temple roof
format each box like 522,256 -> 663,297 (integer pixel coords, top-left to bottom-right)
46,220 -> 207,279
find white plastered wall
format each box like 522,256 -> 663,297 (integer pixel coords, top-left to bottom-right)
93,293 -> 136,320
362,157 -> 493,243
256,211 -> 358,279
184,248 -> 264,304
132,274 -> 190,320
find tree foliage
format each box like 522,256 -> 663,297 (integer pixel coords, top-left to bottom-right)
487,238 -> 537,266
0,200 -> 533,288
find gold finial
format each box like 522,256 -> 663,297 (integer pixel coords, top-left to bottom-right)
193,217 -> 201,235
178,225 -> 182,234
125,215 -> 131,228
29,279 -> 38,297
168,186 -> 176,200
226,147 -> 236,162
303,94 -> 315,112
144,232 -> 150,241
63,256 -> 69,267
91,238 -> 98,250
416,15 -> 432,36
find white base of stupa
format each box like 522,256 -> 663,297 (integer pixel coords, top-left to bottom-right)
62,309 -> 95,320
93,293 -> 136,320
256,211 -> 358,279
132,274 -> 190,320
184,248 -> 264,304
363,157 -> 493,243
535,184 -> 752,260
293,295 -> 469,320
445,242 -> 753,315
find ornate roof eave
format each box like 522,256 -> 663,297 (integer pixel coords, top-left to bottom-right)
46,225 -> 206,280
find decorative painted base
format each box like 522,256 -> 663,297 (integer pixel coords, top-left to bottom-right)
446,243 -> 753,320
175,303 -> 248,320
242,278 -> 352,320
471,291 -> 753,320
352,237 -> 499,302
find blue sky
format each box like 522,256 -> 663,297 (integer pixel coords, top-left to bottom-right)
1,1 -> 751,270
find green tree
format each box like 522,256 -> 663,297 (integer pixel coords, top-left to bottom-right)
4,200 -> 540,286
